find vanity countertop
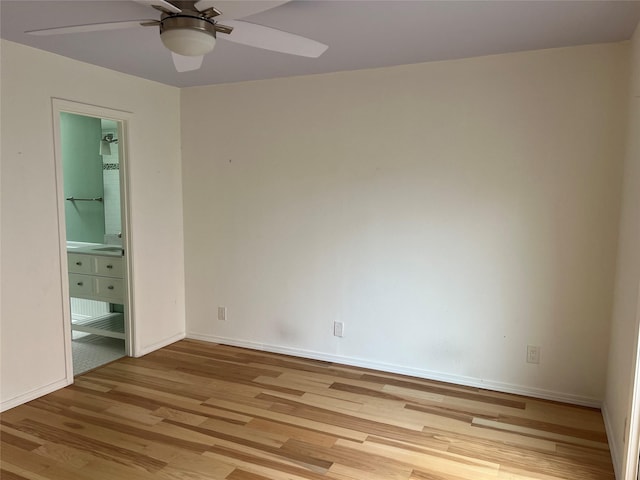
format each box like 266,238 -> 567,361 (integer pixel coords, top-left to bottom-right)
67,241 -> 124,257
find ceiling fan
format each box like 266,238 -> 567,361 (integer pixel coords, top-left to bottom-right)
25,0 -> 328,72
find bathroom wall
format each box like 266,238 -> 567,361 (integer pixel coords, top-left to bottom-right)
60,112 -> 105,243
100,120 -> 122,242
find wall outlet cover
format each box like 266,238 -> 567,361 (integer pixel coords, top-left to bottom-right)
527,345 -> 540,364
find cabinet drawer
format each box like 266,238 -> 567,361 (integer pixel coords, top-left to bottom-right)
95,256 -> 124,278
95,277 -> 124,302
68,254 -> 93,274
69,274 -> 94,297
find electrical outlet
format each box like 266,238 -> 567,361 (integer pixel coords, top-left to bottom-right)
526,345 -> 540,364
333,321 -> 344,337
217,306 -> 227,321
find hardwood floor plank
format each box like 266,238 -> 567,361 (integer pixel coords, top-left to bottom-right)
246,417 -> 338,448
31,442 -> 93,470
201,398 -> 369,443
0,468 -> 33,480
471,417 -> 609,450
1,340 -> 614,480
0,443 -> 55,475
5,417 -> 167,473
226,469 -> 275,480
151,406 -> 209,426
333,438 -> 499,479
360,374 -> 526,409
1,430 -> 43,451
555,443 -> 614,467
260,393 -> 466,449
410,468 -> 481,480
205,445 -> 330,480
448,438 -> 612,480
327,462 -> 411,480
141,443 -> 236,478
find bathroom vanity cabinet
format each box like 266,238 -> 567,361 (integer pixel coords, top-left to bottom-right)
68,252 -> 124,303
68,251 -> 125,339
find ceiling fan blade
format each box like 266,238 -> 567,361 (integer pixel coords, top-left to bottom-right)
214,24 -> 234,35
171,53 -> 204,72
132,0 -> 181,14
220,21 -> 328,58
26,20 -> 152,36
199,7 -> 222,19
195,1 -> 290,20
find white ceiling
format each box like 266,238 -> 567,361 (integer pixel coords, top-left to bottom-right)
2,0 -> 640,88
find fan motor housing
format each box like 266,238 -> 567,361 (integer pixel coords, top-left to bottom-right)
160,13 -> 217,38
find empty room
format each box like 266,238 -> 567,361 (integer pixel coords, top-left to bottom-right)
1,1 -> 640,479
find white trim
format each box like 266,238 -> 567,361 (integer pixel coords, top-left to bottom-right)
51,98 -> 135,386
135,332 -> 186,357
51,98 -> 133,121
622,282 -> 640,480
0,378 -> 71,413
187,332 -> 602,408
116,119 -> 136,358
51,101 -> 74,390
604,401 -> 623,480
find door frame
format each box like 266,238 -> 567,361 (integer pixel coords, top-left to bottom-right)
621,94 -> 640,480
624,282 -> 640,480
51,98 -> 135,383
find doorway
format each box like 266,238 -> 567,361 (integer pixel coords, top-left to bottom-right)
52,99 -> 134,379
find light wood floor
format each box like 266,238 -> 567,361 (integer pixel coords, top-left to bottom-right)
1,339 -> 614,479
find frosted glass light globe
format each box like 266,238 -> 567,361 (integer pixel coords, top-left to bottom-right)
161,28 -> 216,56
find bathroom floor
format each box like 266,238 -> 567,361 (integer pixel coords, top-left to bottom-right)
72,331 -> 125,375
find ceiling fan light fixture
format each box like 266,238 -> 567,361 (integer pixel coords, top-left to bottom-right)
160,14 -> 217,56
161,27 -> 215,56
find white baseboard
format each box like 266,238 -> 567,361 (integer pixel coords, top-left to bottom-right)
187,332 -> 602,408
602,402 -> 622,480
1,377 -> 71,413
135,332 -> 186,357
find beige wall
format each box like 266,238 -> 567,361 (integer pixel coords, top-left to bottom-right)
604,22 -> 640,479
0,41 -> 186,409
181,43 -> 628,405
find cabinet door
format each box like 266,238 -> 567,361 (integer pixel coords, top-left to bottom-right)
95,256 -> 124,278
69,274 -> 94,297
95,277 -> 124,303
68,254 -> 93,274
